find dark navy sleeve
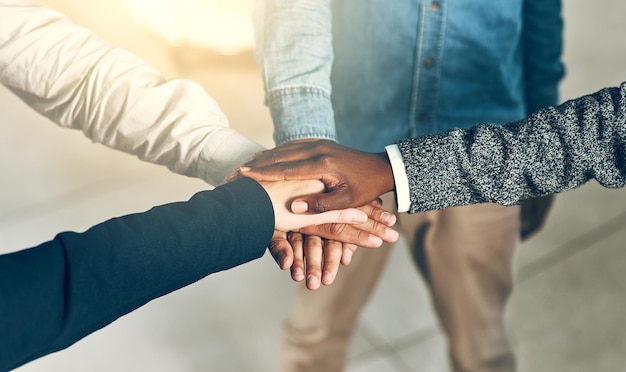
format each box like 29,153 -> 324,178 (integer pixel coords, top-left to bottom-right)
0,178 -> 273,371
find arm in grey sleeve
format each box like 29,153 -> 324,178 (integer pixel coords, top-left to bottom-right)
396,83 -> 626,213
0,1 -> 263,185
253,0 -> 336,145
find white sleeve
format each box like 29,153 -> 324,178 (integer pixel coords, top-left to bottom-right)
384,144 -> 411,213
0,1 -> 263,185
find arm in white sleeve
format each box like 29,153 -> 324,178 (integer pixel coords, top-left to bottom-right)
0,1 -> 263,185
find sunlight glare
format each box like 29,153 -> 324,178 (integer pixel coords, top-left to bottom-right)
123,0 -> 255,54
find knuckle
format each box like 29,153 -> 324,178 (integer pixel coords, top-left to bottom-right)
265,153 -> 279,165
287,232 -> 303,244
314,199 -> 330,213
328,223 -> 346,236
317,155 -> 336,169
304,236 -> 322,249
279,162 -> 297,175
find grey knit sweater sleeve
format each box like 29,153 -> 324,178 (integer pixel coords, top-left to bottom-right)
396,82 -> 626,214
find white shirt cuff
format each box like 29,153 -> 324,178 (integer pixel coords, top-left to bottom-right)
385,144 -> 411,213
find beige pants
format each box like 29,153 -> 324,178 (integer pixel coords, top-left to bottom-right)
280,194 -> 520,372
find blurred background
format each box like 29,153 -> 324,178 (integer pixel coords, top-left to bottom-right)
2,1 -> 626,371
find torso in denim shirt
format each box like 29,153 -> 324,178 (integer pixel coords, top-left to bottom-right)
330,0 -> 527,151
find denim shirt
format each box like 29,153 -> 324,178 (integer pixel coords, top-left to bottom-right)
254,0 -> 565,152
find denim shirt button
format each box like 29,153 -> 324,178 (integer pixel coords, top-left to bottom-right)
424,57 -> 434,68
431,1 -> 440,11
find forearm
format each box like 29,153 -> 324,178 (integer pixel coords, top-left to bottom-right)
0,1 -> 263,185
522,0 -> 565,114
0,178 -> 272,371
254,0 -> 336,144
397,83 -> 626,213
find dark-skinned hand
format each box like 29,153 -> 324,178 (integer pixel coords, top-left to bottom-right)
228,139 -> 395,213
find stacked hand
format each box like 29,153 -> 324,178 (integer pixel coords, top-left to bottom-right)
232,139 -> 395,212
229,140 -> 398,290
257,179 -> 397,290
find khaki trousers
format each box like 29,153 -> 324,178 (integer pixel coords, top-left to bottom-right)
280,194 -> 520,372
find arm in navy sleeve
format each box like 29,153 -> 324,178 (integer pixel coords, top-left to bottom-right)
0,178 -> 273,371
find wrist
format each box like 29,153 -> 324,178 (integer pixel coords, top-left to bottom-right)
374,152 -> 395,194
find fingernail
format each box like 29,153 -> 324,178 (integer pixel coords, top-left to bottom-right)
354,212 -> 368,223
368,235 -> 383,247
238,166 -> 250,172
381,212 -> 396,225
343,249 -> 353,265
291,200 -> 309,213
307,275 -> 320,289
252,152 -> 263,158
322,271 -> 334,285
386,228 -> 399,241
293,268 -> 304,281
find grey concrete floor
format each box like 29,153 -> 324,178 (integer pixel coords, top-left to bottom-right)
3,1 -> 626,371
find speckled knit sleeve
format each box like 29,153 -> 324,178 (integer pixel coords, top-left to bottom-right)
396,82 -> 626,214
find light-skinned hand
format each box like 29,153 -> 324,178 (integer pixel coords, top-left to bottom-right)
267,198 -> 397,290
261,179 -> 371,231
